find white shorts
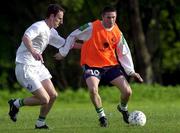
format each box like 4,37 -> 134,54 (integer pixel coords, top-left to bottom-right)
15,63 -> 52,92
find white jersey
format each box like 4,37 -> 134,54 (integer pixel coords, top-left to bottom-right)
59,22 -> 135,75
16,20 -> 65,66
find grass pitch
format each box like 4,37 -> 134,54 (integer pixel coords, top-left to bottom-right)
0,84 -> 180,133
1,101 -> 180,133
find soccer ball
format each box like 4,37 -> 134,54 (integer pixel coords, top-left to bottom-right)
128,110 -> 146,126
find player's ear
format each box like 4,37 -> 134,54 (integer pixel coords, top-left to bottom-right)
50,14 -> 55,19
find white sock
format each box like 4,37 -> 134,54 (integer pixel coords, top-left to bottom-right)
98,110 -> 106,118
96,107 -> 106,118
13,99 -> 21,108
120,104 -> 128,111
36,120 -> 45,127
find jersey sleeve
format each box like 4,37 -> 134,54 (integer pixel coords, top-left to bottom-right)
49,28 -> 65,48
59,22 -> 92,57
116,34 -> 135,75
24,24 -> 40,40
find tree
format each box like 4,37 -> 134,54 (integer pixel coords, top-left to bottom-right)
117,0 -> 153,83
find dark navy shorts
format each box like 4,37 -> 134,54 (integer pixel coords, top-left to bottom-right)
82,65 -> 127,83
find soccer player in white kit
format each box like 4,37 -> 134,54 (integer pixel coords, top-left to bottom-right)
8,4 -> 65,129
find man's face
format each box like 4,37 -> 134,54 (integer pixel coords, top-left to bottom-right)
102,11 -> 117,28
52,11 -> 64,28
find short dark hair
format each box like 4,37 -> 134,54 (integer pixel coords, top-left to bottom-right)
101,6 -> 117,15
46,4 -> 65,18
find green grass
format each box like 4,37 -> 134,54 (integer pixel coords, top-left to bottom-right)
0,84 -> 180,133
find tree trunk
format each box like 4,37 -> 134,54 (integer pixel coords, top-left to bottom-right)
128,0 -> 153,83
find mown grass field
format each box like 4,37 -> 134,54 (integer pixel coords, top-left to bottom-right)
0,84 -> 180,133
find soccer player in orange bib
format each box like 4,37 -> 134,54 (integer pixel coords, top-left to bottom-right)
55,6 -> 143,127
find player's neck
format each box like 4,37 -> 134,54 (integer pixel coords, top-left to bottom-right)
44,19 -> 52,29
101,21 -> 114,31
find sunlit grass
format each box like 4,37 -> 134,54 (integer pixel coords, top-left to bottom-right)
0,84 -> 180,133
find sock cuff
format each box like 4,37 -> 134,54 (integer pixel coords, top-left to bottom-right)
96,107 -> 104,113
19,99 -> 24,106
120,101 -> 127,107
119,103 -> 128,111
38,116 -> 46,121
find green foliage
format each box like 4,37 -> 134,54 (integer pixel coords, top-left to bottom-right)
0,72 -> 8,89
61,0 -> 84,12
176,14 -> 180,29
0,88 -> 28,105
158,1 -> 180,73
98,83 -> 180,103
131,83 -> 180,102
0,0 -> 180,92
162,42 -> 180,72
1,83 -> 180,105
57,88 -> 90,103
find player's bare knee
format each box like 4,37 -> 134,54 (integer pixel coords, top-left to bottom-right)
40,96 -> 50,105
50,92 -> 58,101
125,89 -> 132,97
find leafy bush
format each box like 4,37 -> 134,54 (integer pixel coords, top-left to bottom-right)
1,84 -> 180,105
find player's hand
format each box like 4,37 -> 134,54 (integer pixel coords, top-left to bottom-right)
73,40 -> 83,49
130,72 -> 143,83
31,49 -> 44,63
54,52 -> 64,60
73,42 -> 82,49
